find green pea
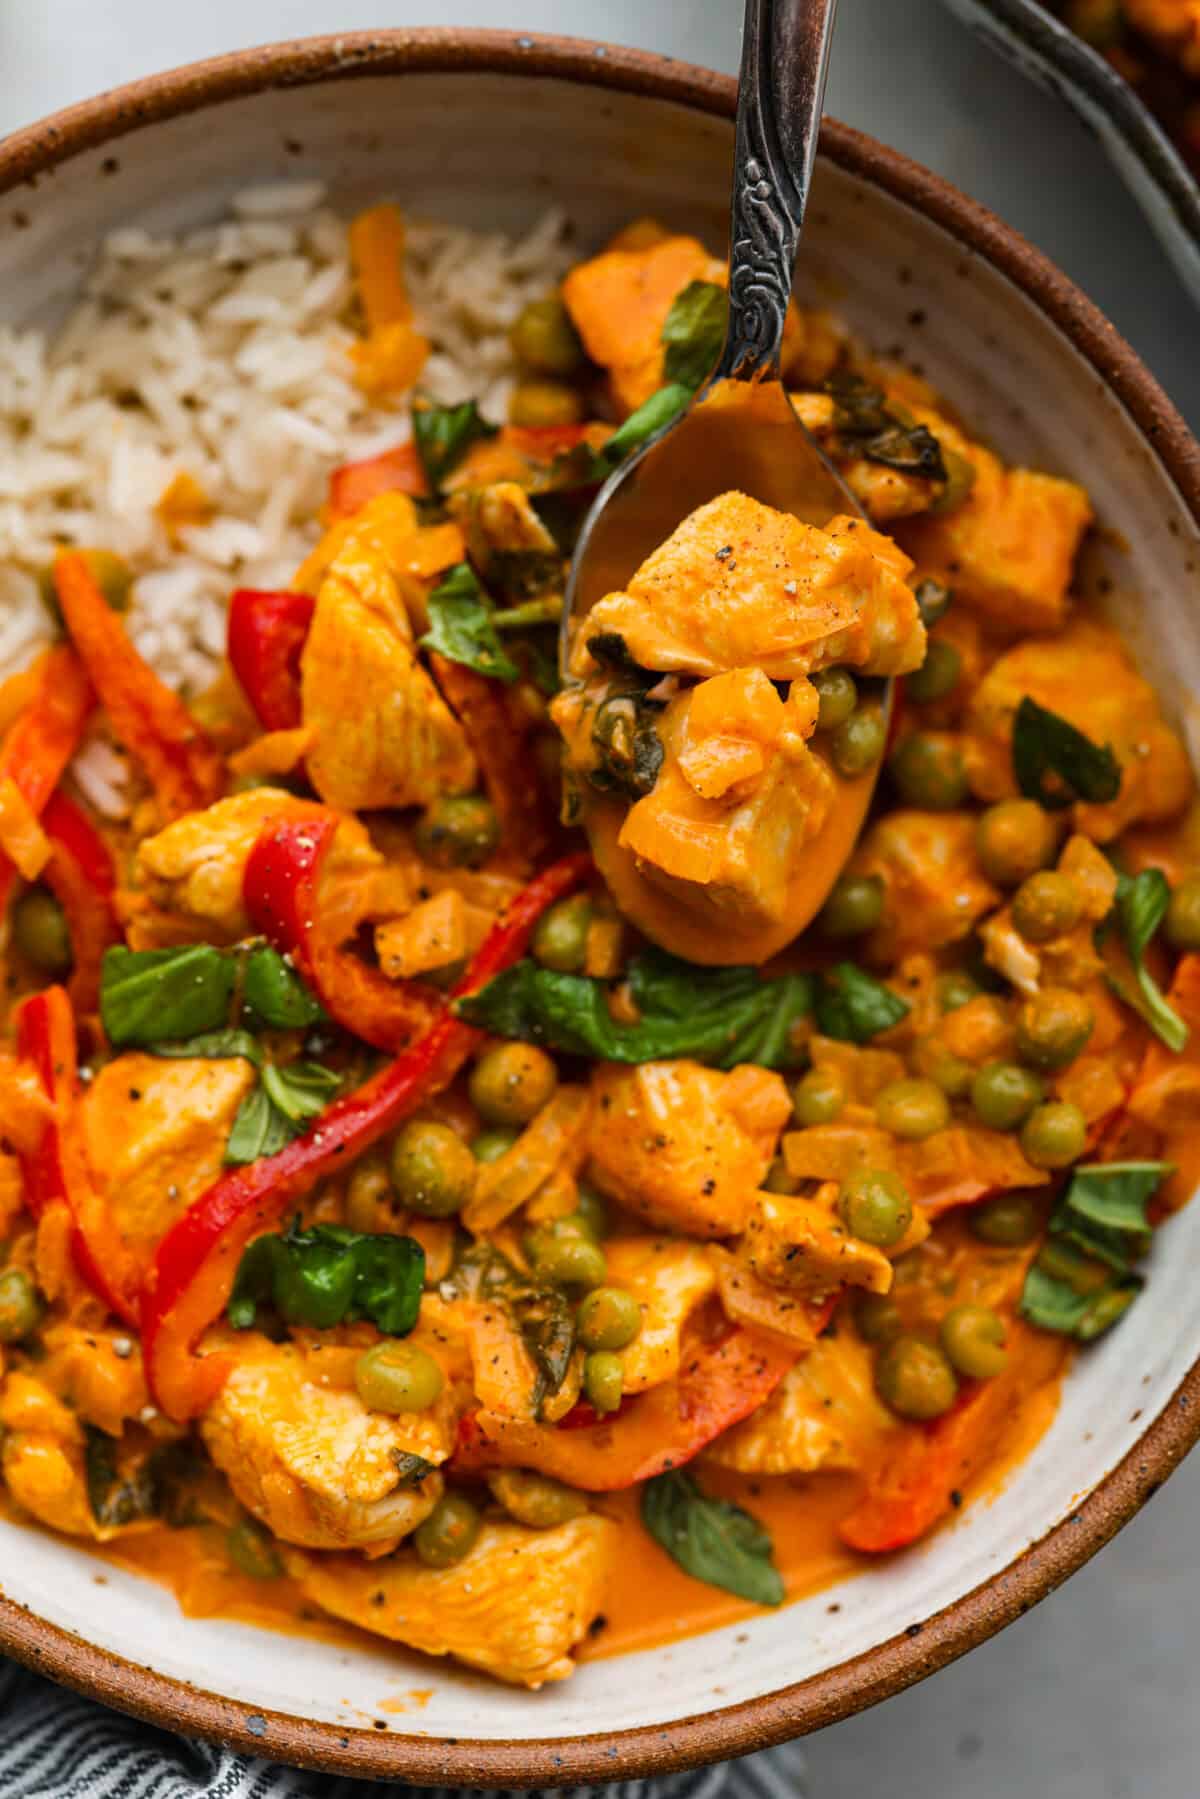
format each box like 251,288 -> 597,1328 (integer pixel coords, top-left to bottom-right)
472,1127 -> 520,1163
812,667 -> 859,732
970,1194 -> 1040,1246
532,895 -> 592,973
874,1335 -> 958,1420
762,1156 -> 801,1194
1015,987 -> 1094,1070
1011,870 -> 1083,944
469,1042 -> 558,1126
818,873 -> 885,939
487,1468 -> 588,1528
913,1036 -> 973,1098
577,1286 -> 641,1352
937,971 -> 979,1013
226,1517 -> 283,1579
939,1304 -> 1008,1378
390,1120 -> 476,1218
1020,1101 -> 1087,1170
583,1350 -> 624,1415
839,1169 -> 912,1249
906,639 -> 962,704
509,294 -> 585,377
874,1078 -> 951,1141
855,1292 -> 904,1344
354,1341 -> 445,1413
830,706 -> 886,779
970,1062 -> 1044,1131
1077,1284 -> 1137,1341
11,887 -> 72,976
345,1156 -> 393,1234
0,1268 -> 42,1343
414,1493 -> 481,1568
888,732 -> 969,811
414,793 -> 500,869
792,1067 -> 845,1128
509,379 -> 584,429
529,1221 -> 607,1290
975,800 -> 1058,888
572,1186 -> 609,1238
1166,874 -> 1200,952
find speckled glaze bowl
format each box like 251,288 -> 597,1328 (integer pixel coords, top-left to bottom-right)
1,28 -> 1200,1788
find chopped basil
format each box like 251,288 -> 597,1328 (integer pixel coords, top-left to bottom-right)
229,1220 -> 424,1337
440,1242 -> 574,1417
641,1470 -> 784,1607
411,397 -> 498,491
456,949 -> 814,1070
1108,868 -> 1189,1052
1011,696 -> 1122,811
552,383 -> 692,488
242,946 -> 326,1031
225,1060 -> 340,1166
420,561 -> 519,684
85,1428 -> 160,1529
100,944 -> 235,1048
661,280 -> 728,390
825,375 -> 948,481
147,1029 -> 264,1066
814,963 -> 910,1044
1020,1161 -> 1170,1341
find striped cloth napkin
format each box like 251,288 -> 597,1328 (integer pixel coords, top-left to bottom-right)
0,1661 -> 809,1799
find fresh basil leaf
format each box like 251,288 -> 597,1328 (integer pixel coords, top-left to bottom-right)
101,944 -> 236,1048
814,963 -> 910,1044
225,1083 -> 296,1166
1061,1161 -> 1172,1234
1011,696 -> 1122,811
228,1234 -> 283,1329
420,561 -> 520,683
661,280 -> 728,390
241,946 -> 326,1031
393,1451 -> 436,1487
605,382 -> 692,461
1110,869 -> 1188,1052
351,1233 -> 426,1336
147,1029 -> 264,1066
85,1428 -> 160,1529
456,950 -> 813,1070
440,1241 -> 573,1417
229,1222 -> 425,1337
412,397 -> 498,491
1019,1261 -> 1097,1336
641,1470 -> 784,1607
826,375 -> 947,481
260,1060 -> 341,1125
588,686 -> 665,800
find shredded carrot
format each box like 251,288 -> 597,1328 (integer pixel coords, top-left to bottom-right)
0,777 -> 51,880
349,204 -> 414,330
350,319 -> 430,399
227,726 -> 315,781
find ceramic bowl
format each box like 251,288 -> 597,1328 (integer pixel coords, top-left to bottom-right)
942,0 -> 1200,303
2,28 -> 1200,1787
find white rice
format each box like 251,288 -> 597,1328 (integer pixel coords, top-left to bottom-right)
0,182 -> 575,725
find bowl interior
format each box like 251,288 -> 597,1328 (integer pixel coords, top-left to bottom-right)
2,53 -> 1199,1770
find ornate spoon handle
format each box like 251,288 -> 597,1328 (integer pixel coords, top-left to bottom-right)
717,0 -> 840,382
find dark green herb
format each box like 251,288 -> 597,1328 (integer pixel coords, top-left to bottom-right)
148,1029 -> 264,1066
1020,1160 -> 1170,1340
826,375 -> 948,481
551,383 -> 692,487
228,1221 -> 425,1336
661,280 -> 728,390
641,1470 -> 784,1606
1108,868 -> 1189,1052
441,1242 -> 575,1417
100,945 -> 236,1048
1011,696 -> 1122,811
241,946 -> 326,1030
412,397 -> 498,491
85,1428 -> 160,1529
225,1060 -> 340,1166
814,963 -> 910,1044
914,578 -> 952,627
420,562 -> 519,684
393,1451 -> 436,1487
589,689 -> 664,800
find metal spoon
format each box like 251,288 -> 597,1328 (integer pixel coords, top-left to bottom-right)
560,0 -> 890,964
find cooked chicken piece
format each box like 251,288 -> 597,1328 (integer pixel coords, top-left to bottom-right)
707,1331 -> 896,1475
899,445 -> 1092,632
790,389 -> 971,524
301,526 -> 476,812
980,833 -> 1118,995
586,1060 -> 791,1237
740,1187 -> 911,1301
962,617 -> 1192,840
292,491 -> 465,623
287,1513 -> 616,1688
852,810 -> 1000,965
82,1053 -> 256,1267
374,889 -> 492,982
710,1247 -> 833,1347
37,1322 -> 149,1438
133,788 -> 381,945
602,1237 -> 717,1393
572,492 -> 924,682
200,1335 -> 452,1551
0,1371 -> 96,1538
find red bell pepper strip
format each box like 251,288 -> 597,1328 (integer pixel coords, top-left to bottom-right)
54,551 -> 224,822
39,790 -> 120,1015
838,1319 -> 1066,1552
327,442 -> 428,521
227,589 -> 316,732
243,810 -> 442,1053
453,1326 -> 797,1491
0,644 -> 94,922
429,653 -> 556,869
140,851 -> 591,1420
14,987 -> 140,1325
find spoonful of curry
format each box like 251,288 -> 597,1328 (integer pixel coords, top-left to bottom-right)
553,0 -> 931,965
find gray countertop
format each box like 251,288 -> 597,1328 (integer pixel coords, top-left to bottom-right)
2,3 -> 1196,1794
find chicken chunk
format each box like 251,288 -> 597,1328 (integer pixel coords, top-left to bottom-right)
602,1237 -> 718,1393
82,1053 -> 256,1267
852,810 -> 1000,964
301,526 -> 476,811
963,617 -> 1192,839
199,1336 -> 450,1551
741,1188 -> 898,1300
448,481 -> 565,604
0,1371 -> 96,1539
287,1514 -> 616,1688
707,1331 -> 896,1475
586,1060 -> 791,1236
573,493 -> 925,682
37,1322 -> 149,1439
899,446 -> 1092,632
